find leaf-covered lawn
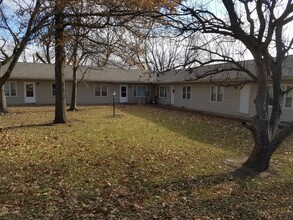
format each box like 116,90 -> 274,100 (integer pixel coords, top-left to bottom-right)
0,105 -> 292,219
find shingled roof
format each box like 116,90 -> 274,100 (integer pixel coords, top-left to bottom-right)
5,62 -> 154,83
3,55 -> 293,84
153,56 -> 293,84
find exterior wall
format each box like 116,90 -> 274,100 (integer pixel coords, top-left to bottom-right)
155,85 -> 171,105
6,80 -> 152,106
75,82 -> 152,105
5,80 -> 25,105
128,84 -> 150,104
281,108 -> 293,122
5,78 -> 293,122
249,83 -> 293,122
37,81 -> 55,104
5,80 -> 56,105
157,83 -> 240,116
74,81 -> 116,105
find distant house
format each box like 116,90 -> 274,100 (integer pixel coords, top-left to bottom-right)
3,58 -> 293,122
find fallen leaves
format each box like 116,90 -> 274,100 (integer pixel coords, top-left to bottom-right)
0,105 -> 292,219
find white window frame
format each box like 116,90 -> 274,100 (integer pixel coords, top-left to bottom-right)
159,86 -> 167,98
132,85 -> 147,97
267,84 -> 293,109
4,81 -> 17,97
283,85 -> 293,109
182,85 -> 191,100
210,85 -> 224,103
94,84 -> 108,97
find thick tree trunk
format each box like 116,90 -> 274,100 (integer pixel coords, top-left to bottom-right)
240,54 -> 274,172
243,144 -> 273,172
0,85 -> 8,113
68,70 -> 78,111
54,5 -> 67,124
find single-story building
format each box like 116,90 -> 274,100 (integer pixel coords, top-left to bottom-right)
3,58 -> 293,122
153,57 -> 293,122
3,63 -> 154,106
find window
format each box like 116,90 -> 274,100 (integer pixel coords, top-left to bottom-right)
4,82 -> 16,97
133,85 -> 147,97
95,84 -> 108,97
182,85 -> 191,99
210,85 -> 224,102
159,86 -> 167,98
52,83 -> 56,96
268,85 -> 293,108
284,86 -> 293,108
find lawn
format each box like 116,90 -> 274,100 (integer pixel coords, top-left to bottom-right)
0,105 -> 292,219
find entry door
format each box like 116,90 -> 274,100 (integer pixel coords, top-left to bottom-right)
24,82 -> 36,103
170,86 -> 175,105
239,84 -> 250,114
120,85 -> 128,103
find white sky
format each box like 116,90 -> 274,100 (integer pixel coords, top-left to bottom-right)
2,0 -> 293,63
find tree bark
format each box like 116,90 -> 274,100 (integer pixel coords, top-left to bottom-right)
0,65 -> 8,113
54,4 -> 67,124
243,144 -> 274,172
0,85 -> 8,113
68,67 -> 78,111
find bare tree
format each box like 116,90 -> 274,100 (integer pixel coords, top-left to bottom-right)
158,0 -> 293,172
142,35 -> 199,75
0,0 -> 51,113
51,0 -> 162,122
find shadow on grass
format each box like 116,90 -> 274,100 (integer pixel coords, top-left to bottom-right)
118,105 -> 252,152
0,158 -> 291,219
140,173 -> 292,219
98,166 -> 291,218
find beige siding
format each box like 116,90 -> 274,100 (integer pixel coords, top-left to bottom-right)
6,80 -> 120,105
6,78 -> 293,123
63,82 -> 152,105
6,80 -> 55,105
74,81 -> 115,104
5,80 -> 24,105
249,84 -> 293,122
36,81 -> 55,104
158,83 -> 240,115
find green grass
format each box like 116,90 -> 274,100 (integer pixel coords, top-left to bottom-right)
0,105 -> 292,219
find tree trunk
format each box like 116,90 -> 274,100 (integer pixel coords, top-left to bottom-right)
0,65 -> 8,113
240,53 -> 274,172
54,4 -> 67,124
243,144 -> 273,172
0,85 -> 8,113
68,69 -> 78,111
